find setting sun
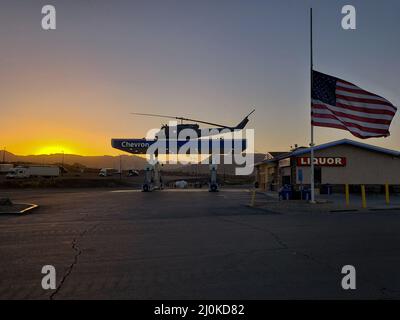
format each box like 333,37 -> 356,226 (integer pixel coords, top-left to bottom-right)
35,145 -> 75,155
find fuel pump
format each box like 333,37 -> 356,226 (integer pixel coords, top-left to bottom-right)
209,164 -> 219,192
142,162 -> 163,192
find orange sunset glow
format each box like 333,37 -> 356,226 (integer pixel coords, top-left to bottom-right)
1,1 -> 399,158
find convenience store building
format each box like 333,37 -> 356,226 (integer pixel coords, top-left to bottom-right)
255,139 -> 400,193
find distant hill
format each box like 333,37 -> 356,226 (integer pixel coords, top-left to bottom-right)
1,151 -> 147,170
1,151 -> 266,174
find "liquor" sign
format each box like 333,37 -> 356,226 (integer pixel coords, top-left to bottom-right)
296,157 -> 347,167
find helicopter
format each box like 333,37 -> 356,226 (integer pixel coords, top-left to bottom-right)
131,109 -> 255,139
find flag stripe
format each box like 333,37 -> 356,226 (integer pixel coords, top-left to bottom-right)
314,99 -> 395,118
336,100 -> 396,114
336,81 -> 381,93
336,89 -> 391,103
336,94 -> 394,107
336,85 -> 376,96
312,116 -> 388,135
336,83 -> 370,96
336,80 -> 358,88
312,110 -> 390,131
312,103 -> 392,125
312,120 -> 385,138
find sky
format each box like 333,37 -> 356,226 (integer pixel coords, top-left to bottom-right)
1,0 -> 399,156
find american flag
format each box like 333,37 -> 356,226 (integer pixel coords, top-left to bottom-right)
312,71 -> 397,139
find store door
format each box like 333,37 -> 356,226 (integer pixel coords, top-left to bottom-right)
282,175 -> 291,186
314,167 -> 322,185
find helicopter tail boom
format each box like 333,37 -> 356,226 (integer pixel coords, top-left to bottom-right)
234,109 -> 255,130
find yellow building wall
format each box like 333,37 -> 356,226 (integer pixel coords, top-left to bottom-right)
295,145 -> 400,185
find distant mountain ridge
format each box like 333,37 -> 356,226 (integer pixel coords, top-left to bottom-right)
1,151 -> 147,170
1,151 -> 266,174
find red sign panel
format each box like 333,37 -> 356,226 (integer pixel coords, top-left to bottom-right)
296,157 -> 347,167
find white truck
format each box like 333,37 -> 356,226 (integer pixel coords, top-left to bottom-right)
99,168 -> 120,177
6,166 -> 60,179
0,164 -> 13,174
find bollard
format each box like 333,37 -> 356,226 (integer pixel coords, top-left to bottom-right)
345,184 -> 350,206
250,189 -> 256,207
361,185 -> 367,209
385,183 -> 390,205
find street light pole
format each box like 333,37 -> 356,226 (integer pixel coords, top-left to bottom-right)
120,155 -> 122,180
61,150 -> 65,176
310,8 -> 316,203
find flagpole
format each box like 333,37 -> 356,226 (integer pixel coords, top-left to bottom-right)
310,8 -> 315,203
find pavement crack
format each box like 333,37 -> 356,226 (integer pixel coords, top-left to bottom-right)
218,217 -> 335,268
49,224 -> 96,300
218,217 -> 400,299
50,238 -> 82,300
217,217 -> 289,249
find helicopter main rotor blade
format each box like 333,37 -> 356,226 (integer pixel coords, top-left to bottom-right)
130,112 -> 180,120
131,113 -> 229,128
131,108 -> 255,128
178,117 -> 230,128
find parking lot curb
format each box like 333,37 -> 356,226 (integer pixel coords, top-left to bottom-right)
369,207 -> 400,212
0,203 -> 39,214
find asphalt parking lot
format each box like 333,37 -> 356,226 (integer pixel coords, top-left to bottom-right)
1,188 -> 400,300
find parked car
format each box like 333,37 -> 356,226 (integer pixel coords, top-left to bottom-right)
175,180 -> 188,189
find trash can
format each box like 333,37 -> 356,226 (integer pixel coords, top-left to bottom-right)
279,185 -> 293,200
321,184 -> 332,195
301,189 -> 311,201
